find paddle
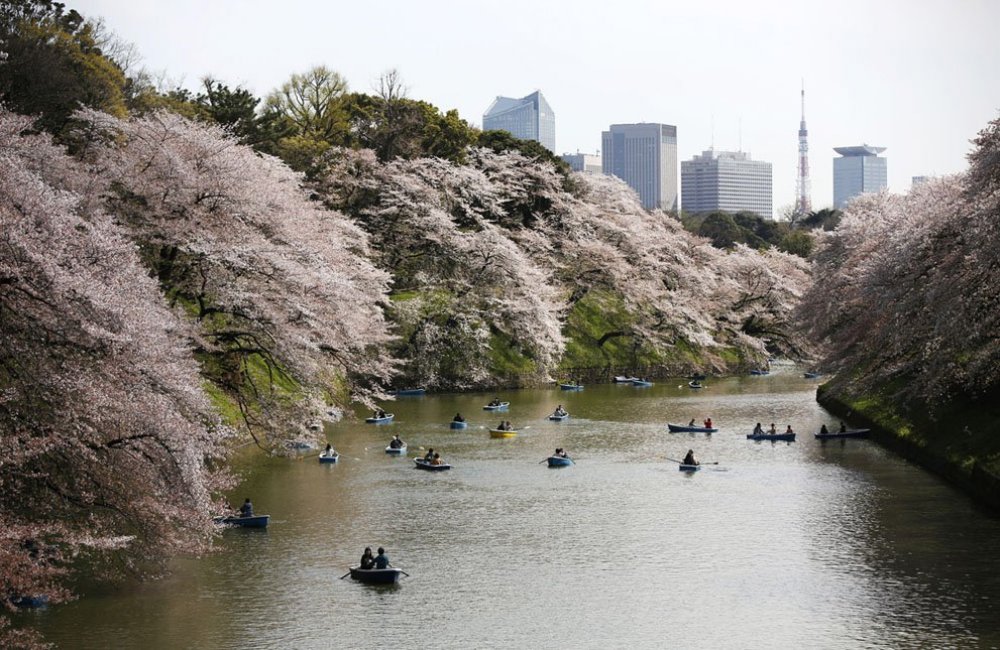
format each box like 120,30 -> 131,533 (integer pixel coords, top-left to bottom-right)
339,570 -> 351,579
399,570 -> 411,577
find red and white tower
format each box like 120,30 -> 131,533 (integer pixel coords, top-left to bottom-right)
795,82 -> 812,216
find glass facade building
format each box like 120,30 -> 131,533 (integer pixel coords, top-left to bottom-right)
833,145 -> 888,209
560,153 -> 602,173
482,91 -> 555,153
601,123 -> 678,211
681,149 -> 773,219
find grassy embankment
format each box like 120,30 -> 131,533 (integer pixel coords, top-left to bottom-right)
817,378 -> 1000,512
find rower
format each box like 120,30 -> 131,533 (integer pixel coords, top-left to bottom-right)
682,449 -> 698,466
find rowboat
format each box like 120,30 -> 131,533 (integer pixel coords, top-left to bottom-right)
349,567 -> 403,584
366,413 -> 395,424
318,451 -> 340,463
749,370 -> 770,376
631,379 -> 653,387
450,420 -> 468,429
803,372 -> 823,379
815,428 -> 870,440
385,444 -> 407,455
547,456 -> 574,467
214,515 -> 270,528
414,458 -> 451,471
483,402 -> 510,411
489,428 -> 517,438
10,594 -> 49,609
559,383 -> 584,391
688,381 -> 704,389
747,432 -> 795,441
678,464 -> 701,472
667,423 -> 718,433
687,373 -> 707,381
394,388 -> 426,396
613,375 -> 640,383
549,413 -> 569,421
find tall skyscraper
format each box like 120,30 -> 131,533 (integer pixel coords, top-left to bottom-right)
601,123 -> 678,211
681,149 -> 773,219
833,145 -> 888,208
795,83 -> 812,216
560,152 -> 602,174
482,91 -> 555,152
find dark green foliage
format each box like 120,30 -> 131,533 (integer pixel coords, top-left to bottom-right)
798,208 -> 842,231
682,209 -> 816,258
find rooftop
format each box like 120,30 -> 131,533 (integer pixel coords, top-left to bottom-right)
833,145 -> 887,157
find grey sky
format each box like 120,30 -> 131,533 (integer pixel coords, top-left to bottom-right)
75,0 -> 1000,214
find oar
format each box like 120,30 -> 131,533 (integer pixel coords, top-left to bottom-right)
339,569 -> 352,579
399,570 -> 411,577
665,457 -> 684,464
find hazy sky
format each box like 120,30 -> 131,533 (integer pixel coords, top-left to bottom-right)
73,0 -> 1000,213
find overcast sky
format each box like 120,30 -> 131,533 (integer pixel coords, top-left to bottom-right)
73,0 -> 1000,214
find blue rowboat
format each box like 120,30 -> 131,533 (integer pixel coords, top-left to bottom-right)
749,369 -> 770,376
614,375 -> 640,383
549,413 -> 569,421
349,567 -> 403,584
394,388 -> 426,396
450,420 -> 468,429
10,594 -> 49,609
678,464 -> 701,472
559,383 -> 584,391
483,402 -> 510,411
214,515 -> 270,528
666,423 -> 718,433
747,432 -> 795,442
631,379 -> 653,387
547,455 -> 573,467
318,451 -> 339,463
815,428 -> 870,440
385,444 -> 407,455
366,413 -> 394,424
414,458 -> 451,471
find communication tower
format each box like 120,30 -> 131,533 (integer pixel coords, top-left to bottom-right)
795,82 -> 812,217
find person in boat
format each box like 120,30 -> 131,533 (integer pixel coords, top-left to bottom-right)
430,452 -> 443,466
374,547 -> 390,569
497,420 -> 507,430
389,435 -> 404,449
554,405 -> 567,417
374,408 -> 387,419
768,423 -> 777,434
753,423 -> 764,435
424,448 -> 435,461
323,443 -> 336,457
239,498 -> 253,518
785,425 -> 795,434
688,418 -> 696,426
360,546 -> 375,570
555,448 -> 568,458
820,424 -> 829,434
839,421 -> 847,433
489,397 -> 501,407
453,412 -> 465,422
703,417 -> 713,429
683,449 -> 698,466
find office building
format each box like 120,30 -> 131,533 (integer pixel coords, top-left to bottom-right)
681,149 -> 773,219
911,175 -> 930,188
482,91 -> 555,152
601,123 -> 678,211
560,152 -> 602,174
833,145 -> 888,209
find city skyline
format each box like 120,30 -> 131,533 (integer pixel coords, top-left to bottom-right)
68,0 -> 1000,213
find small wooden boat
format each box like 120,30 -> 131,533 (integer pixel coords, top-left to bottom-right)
678,464 -> 702,472
803,372 -> 822,379
613,375 -> 640,383
366,413 -> 395,424
394,387 -> 426,396
688,381 -> 704,389
214,514 -> 270,528
547,455 -> 573,467
549,412 -> 569,421
414,458 -> 451,471
318,451 -> 340,463
815,428 -> 870,440
385,444 -> 407,455
631,379 -> 653,387
559,383 -> 584,391
747,432 -> 795,442
687,373 -> 707,381
749,369 -> 770,376
349,566 -> 403,584
450,420 -> 468,429
666,423 -> 718,433
483,402 -> 510,411
489,428 -> 518,438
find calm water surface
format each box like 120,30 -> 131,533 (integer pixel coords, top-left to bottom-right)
24,367 -> 1000,649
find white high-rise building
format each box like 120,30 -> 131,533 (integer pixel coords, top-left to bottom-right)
681,149 -> 773,219
601,123 -> 678,211
560,152 -> 602,174
482,91 -> 555,152
833,145 -> 888,209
